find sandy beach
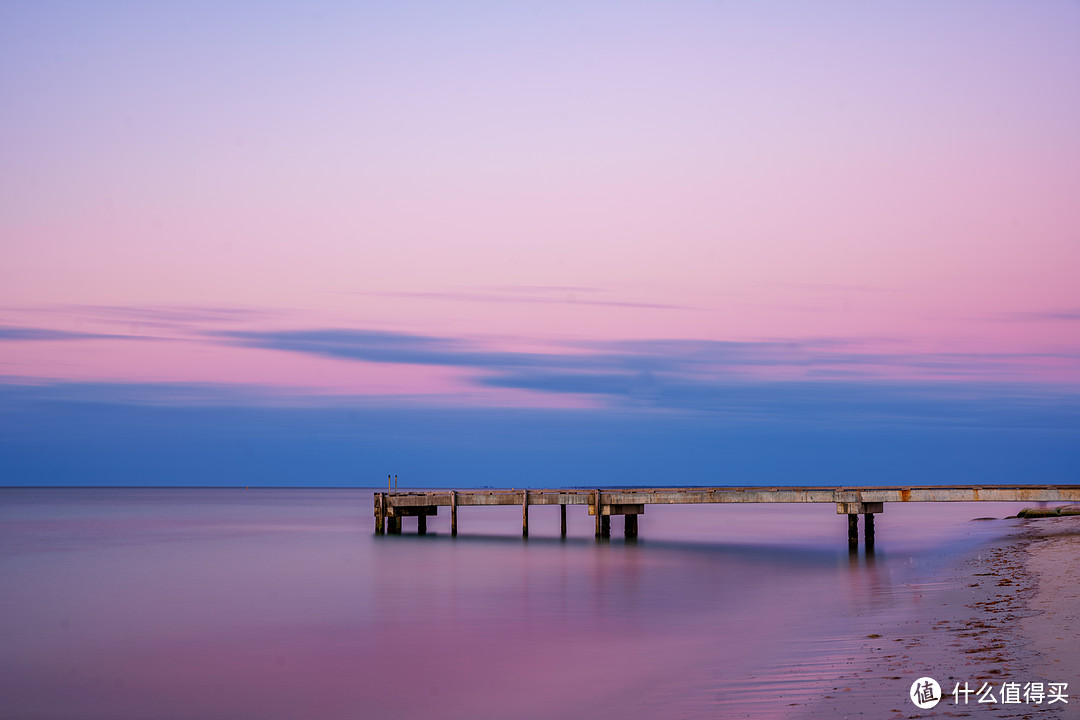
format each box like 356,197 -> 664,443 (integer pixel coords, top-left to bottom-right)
1021,517 -> 1080,716
808,514 -> 1080,719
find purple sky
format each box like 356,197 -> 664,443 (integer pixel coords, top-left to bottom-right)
2,1 -> 1078,486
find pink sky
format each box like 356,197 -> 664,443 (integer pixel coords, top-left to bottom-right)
3,1 -> 1079,400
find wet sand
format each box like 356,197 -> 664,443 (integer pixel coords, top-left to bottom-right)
1021,516 -> 1080,712
806,514 -> 1080,719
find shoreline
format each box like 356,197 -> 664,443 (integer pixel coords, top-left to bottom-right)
805,514 -> 1079,719
1020,516 -> 1080,707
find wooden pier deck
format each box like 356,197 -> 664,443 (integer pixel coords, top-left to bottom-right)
373,484 -> 1080,549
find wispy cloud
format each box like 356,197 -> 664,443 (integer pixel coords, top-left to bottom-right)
4,305 -> 279,333
364,287 -> 687,310
215,328 -> 611,371
991,309 -> 1080,323
59,302 -> 278,328
74,305 -> 275,325
0,326 -> 153,342
754,281 -> 904,294
477,370 -> 1080,428
214,327 -> 1080,379
212,329 -> 846,377
207,327 -> 1080,425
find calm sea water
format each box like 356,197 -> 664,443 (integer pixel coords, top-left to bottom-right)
0,488 -> 1029,720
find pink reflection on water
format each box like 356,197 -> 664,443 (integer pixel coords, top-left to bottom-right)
0,490 -> 1025,719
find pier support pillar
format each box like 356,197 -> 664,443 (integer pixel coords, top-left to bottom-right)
522,490 -> 529,538
560,504 -> 567,537
386,505 -> 435,536
838,501 -> 883,552
590,498 -> 642,540
374,493 -> 385,534
594,490 -> 602,538
450,491 -> 457,537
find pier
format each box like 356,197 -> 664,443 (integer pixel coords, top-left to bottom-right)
373,484 -> 1080,550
